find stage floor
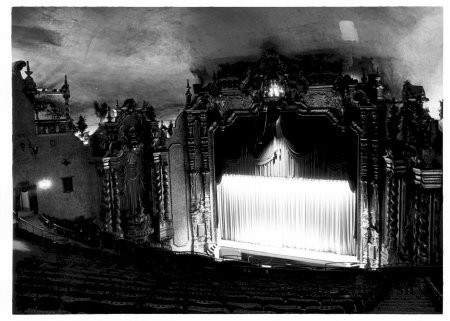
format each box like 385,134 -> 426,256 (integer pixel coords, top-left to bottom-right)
217,239 -> 359,268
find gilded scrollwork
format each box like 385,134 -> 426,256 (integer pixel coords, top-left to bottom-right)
303,90 -> 343,110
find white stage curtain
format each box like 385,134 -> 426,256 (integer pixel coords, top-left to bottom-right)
217,175 -> 356,256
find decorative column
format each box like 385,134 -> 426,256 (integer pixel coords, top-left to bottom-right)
154,153 -> 164,221
162,156 -> 171,221
186,110 -> 214,253
101,157 -> 124,238
381,156 -> 401,265
153,152 -> 173,242
101,159 -> 113,233
199,112 -> 214,250
359,106 -> 380,268
186,112 -> 200,250
111,169 -> 123,238
397,173 -> 414,264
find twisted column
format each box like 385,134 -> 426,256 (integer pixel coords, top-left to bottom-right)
388,175 -> 399,253
413,190 -> 421,264
162,161 -> 171,221
416,191 -> 430,264
153,157 -> 164,222
112,170 -> 123,238
101,171 -> 113,232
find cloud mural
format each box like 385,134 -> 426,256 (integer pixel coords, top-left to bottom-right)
12,7 -> 443,133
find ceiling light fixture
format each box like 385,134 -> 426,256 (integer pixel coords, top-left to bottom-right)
339,20 -> 359,42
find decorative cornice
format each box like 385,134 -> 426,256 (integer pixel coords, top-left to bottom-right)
413,168 -> 443,189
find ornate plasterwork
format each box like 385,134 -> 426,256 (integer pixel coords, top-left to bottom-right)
185,110 -> 215,252
93,101 -> 174,244
187,50 -> 363,119
303,88 -> 343,111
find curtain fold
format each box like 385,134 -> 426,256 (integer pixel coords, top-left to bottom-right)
223,118 -> 348,181
218,175 -> 356,255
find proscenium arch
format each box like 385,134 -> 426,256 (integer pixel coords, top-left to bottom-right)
207,105 -> 364,261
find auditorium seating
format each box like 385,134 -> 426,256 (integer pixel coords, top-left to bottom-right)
305,305 -> 346,313
263,304 -> 300,313
186,306 -> 228,313
14,229 -> 395,314
224,301 -> 262,311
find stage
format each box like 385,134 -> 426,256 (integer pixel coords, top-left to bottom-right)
217,239 -> 360,268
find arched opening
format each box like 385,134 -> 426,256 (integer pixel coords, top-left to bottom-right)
212,111 -> 359,262
14,181 -> 38,217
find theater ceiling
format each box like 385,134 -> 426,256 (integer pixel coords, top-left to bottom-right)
11,7 -> 442,132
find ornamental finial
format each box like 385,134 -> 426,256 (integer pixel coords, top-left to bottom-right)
23,61 -> 37,100
185,79 -> 192,107
61,74 -> 70,103
25,61 -> 33,77
107,103 -> 113,122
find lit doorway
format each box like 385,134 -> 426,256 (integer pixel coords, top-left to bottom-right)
15,182 -> 38,217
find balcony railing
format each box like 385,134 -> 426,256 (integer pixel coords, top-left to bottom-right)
35,120 -> 72,135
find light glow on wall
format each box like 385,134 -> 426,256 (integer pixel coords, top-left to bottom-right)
423,97 -> 442,120
37,179 -> 52,190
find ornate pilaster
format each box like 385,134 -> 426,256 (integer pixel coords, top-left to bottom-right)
111,170 -> 123,238
185,110 -> 214,253
414,191 -> 430,264
153,152 -> 173,242
398,188 -> 415,264
162,159 -> 171,221
186,112 -> 200,250
101,169 -> 113,233
153,154 -> 164,221
199,112 -> 213,249
101,158 -> 124,238
359,106 -> 381,268
382,156 -> 399,265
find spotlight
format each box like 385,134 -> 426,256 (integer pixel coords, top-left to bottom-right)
267,81 -> 285,98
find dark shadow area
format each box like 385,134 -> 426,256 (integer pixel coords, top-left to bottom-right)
13,226 -> 442,314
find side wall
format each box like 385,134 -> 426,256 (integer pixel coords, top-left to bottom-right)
12,70 -> 101,220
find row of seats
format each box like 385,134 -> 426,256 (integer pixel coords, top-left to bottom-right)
14,232 -> 389,314
16,293 -> 351,314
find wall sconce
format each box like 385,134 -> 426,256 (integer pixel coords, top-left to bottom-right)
30,144 -> 39,158
18,136 -> 38,157
50,140 -> 56,147
62,158 -> 71,166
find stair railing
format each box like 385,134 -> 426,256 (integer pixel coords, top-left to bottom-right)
14,212 -> 70,244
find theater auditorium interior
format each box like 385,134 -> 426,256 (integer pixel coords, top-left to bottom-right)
11,6 -> 444,314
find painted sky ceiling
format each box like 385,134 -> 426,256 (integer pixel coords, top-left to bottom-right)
12,7 -> 442,133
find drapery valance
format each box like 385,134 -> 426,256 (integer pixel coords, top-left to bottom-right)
222,117 -> 349,181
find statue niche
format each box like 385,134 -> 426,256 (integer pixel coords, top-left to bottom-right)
96,101 -> 155,244
120,128 -> 152,239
